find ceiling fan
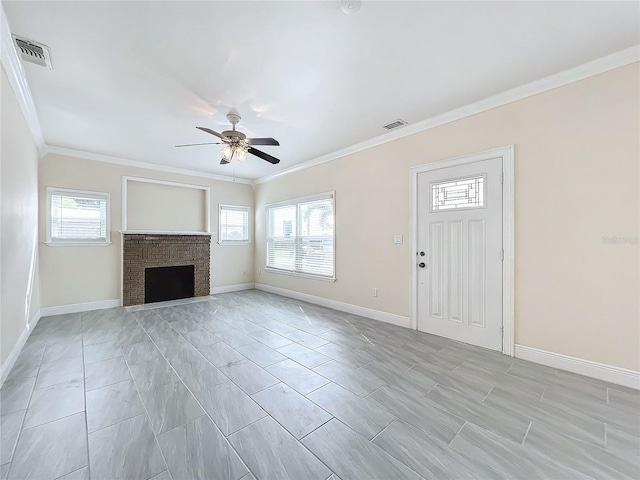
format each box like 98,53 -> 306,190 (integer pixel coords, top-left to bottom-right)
176,113 -> 280,165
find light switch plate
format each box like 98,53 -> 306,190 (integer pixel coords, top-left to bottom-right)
393,234 -> 403,244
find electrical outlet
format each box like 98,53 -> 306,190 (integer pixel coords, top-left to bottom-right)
258,268 -> 262,275
393,234 -> 403,244
242,271 -> 246,276
372,287 -> 377,297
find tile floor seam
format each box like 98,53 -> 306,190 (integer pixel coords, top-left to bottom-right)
221,410 -> 269,438
447,420 -> 467,446
86,377 -> 133,392
5,357 -> 41,476
303,381 -> 334,397
420,382 -> 438,399
481,385 -> 495,403
296,416 -> 335,441
118,334 -> 173,477
250,380 -> 284,396
32,377 -> 84,391
311,417 -> 427,480
87,411 -> 150,435
130,312 -> 255,479
52,465 -> 87,480
150,413 -> 207,439
521,420 -> 533,446
84,374 -> 136,393
369,417 -> 397,442
39,354 -> 84,367
80,327 -> 91,480
293,418 -> 345,477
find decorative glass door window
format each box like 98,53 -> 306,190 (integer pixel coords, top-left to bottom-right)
431,175 -> 485,211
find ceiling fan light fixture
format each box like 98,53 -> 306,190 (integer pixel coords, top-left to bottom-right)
221,144 -> 234,160
236,146 -> 248,162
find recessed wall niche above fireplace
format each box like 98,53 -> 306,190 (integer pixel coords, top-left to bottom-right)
122,234 -> 211,306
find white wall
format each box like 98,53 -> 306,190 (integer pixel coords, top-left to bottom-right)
39,153 -> 254,307
0,65 -> 40,368
255,64 -> 640,372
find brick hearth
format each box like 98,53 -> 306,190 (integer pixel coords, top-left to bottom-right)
122,234 -> 211,306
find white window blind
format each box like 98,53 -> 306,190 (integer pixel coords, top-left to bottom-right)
47,188 -> 110,245
266,192 -> 335,280
219,204 -> 250,244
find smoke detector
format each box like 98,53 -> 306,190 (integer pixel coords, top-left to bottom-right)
340,0 -> 362,14
382,119 -> 408,131
12,36 -> 52,69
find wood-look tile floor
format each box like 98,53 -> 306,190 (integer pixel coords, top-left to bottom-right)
1,290 -> 638,480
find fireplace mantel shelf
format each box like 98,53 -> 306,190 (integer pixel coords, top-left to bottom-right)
120,230 -> 213,236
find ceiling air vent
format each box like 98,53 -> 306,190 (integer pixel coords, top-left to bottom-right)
382,119 -> 407,130
12,36 -> 52,69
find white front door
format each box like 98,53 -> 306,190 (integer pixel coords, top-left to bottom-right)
417,156 -> 503,351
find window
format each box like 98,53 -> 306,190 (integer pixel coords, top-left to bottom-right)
218,204 -> 250,245
266,192 -> 335,280
46,188 -> 110,245
431,175 -> 485,211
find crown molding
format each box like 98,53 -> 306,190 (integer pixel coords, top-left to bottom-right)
45,146 -> 254,185
255,45 -> 640,185
3,3 -> 636,189
0,4 -> 46,156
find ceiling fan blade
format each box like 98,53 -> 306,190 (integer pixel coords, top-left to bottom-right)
247,137 -> 280,146
196,127 -> 225,139
175,142 -> 223,147
220,159 -> 230,165
248,147 -> 280,164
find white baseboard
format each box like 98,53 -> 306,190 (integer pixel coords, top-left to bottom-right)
254,283 -> 411,328
1,309 -> 42,387
210,283 -> 255,295
40,299 -> 121,317
515,344 -> 640,390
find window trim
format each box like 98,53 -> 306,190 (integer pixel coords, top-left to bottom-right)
265,191 -> 336,282
218,204 -> 251,246
46,187 -> 111,246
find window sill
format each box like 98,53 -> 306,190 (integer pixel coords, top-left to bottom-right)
45,241 -> 112,247
217,241 -> 251,246
265,267 -> 336,282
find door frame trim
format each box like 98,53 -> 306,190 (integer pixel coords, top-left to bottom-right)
410,145 -> 515,356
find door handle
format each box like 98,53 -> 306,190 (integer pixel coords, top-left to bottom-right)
418,262 -> 426,268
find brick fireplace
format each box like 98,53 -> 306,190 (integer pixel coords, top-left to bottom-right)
122,234 -> 211,306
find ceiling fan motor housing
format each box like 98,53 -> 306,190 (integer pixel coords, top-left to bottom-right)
222,130 -> 246,140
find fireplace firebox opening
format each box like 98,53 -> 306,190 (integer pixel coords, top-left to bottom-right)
144,265 -> 195,304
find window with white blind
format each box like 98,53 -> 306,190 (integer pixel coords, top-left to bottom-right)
46,188 -> 110,245
266,192 -> 335,280
218,204 -> 250,245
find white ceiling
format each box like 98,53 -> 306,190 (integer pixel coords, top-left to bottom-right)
4,1 -> 639,180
